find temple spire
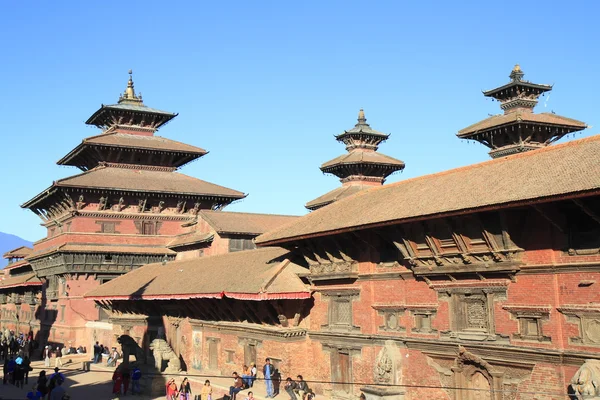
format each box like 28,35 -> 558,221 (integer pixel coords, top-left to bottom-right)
358,108 -> 366,124
305,109 -> 405,210
119,70 -> 143,105
458,65 -> 586,158
509,64 -> 524,82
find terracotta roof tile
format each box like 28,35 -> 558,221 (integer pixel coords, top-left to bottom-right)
29,244 -> 174,259
258,134 -> 600,245
85,247 -> 310,301
57,132 -> 207,166
321,151 -> 405,170
0,273 -> 42,290
458,112 -> 586,136
54,165 -> 245,198
167,232 -> 214,249
305,184 -> 373,210
3,246 -> 32,259
199,211 -> 300,235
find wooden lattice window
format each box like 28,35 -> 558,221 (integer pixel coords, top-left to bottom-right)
229,238 -> 256,252
331,298 -> 352,327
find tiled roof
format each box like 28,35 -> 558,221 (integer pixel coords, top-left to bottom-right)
3,259 -> 30,271
0,273 -> 42,290
167,232 -> 214,249
305,183 -> 373,210
199,211 -> 300,235
458,112 -> 586,137
57,132 -> 207,166
3,246 -> 32,259
258,134 -> 600,245
85,247 -> 310,301
28,244 -> 174,260
321,150 -> 405,170
28,165 -> 245,200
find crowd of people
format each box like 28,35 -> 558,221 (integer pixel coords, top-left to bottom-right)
226,358 -> 314,400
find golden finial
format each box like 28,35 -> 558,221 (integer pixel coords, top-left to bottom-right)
509,64 -> 524,82
119,69 -> 143,104
358,108 -> 366,123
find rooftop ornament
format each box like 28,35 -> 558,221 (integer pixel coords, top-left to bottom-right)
118,69 -> 144,105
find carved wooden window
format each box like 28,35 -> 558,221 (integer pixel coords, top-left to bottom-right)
98,306 -> 110,321
101,222 -> 116,234
142,222 -> 155,235
442,289 -> 504,341
331,298 -> 352,327
229,238 -> 256,252
412,310 -> 437,334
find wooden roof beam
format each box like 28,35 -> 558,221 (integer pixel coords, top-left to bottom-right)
573,199 -> 600,227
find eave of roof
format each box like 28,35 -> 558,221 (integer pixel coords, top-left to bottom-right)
458,112 -> 587,137
57,132 -> 207,166
305,184 -> 371,210
482,80 -> 553,97
85,104 -> 177,126
321,151 -> 405,170
259,134 -> 600,245
3,246 -> 33,259
167,232 -> 214,249
22,166 -> 246,209
28,244 -> 174,260
0,273 -> 42,290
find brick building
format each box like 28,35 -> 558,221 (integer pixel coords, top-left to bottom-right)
85,67 -> 599,399
12,72 -> 297,351
0,247 -> 42,335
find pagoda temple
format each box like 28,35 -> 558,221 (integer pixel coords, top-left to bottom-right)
20,71 -> 249,347
458,64 -> 587,158
305,109 -> 405,210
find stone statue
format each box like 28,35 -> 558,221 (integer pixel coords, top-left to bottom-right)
149,338 -> 181,373
117,334 -> 145,365
571,359 -> 600,399
374,347 -> 394,384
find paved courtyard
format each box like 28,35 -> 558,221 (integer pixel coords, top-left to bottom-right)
0,357 -> 276,400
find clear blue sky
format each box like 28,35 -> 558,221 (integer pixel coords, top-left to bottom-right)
0,1 -> 598,242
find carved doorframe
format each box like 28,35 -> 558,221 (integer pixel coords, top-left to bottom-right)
451,346 -> 503,400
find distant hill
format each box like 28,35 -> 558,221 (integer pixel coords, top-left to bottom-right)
0,232 -> 33,268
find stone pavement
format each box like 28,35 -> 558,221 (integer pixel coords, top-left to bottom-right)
0,356 -> 288,400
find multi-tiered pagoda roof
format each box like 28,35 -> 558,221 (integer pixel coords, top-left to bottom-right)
458,65 -> 587,158
23,72 -> 245,222
305,110 -> 405,210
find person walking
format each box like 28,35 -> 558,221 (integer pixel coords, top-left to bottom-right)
44,346 -> 51,367
166,378 -> 178,400
48,377 -> 66,400
93,342 -> 100,364
179,377 -> 192,400
201,379 -> 213,400
54,347 -> 63,368
263,358 -> 275,398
